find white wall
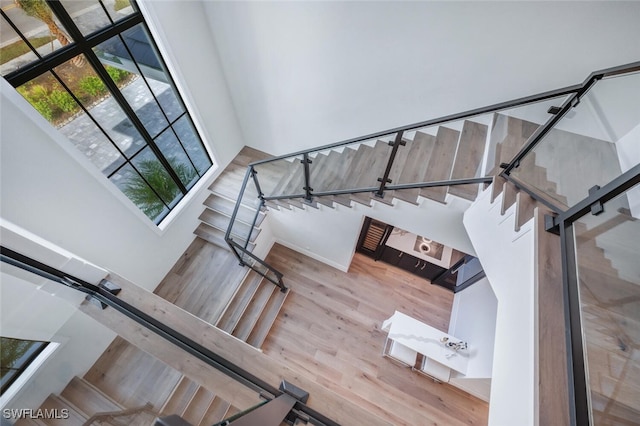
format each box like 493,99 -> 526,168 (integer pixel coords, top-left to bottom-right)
0,1 -> 245,291
267,195 -> 475,272
463,187 -> 536,426
139,0 -> 246,168
616,123 -> 640,218
204,1 -> 640,157
448,277 -> 497,380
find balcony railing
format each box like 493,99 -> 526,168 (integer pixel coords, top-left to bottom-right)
226,61 -> 640,426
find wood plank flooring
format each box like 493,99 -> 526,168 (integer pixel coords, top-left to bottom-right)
261,244 -> 489,426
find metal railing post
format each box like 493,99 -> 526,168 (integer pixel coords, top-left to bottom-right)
302,153 -> 313,203
376,131 -> 405,198
250,166 -> 264,199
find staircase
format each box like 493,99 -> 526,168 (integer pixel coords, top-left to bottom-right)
251,118 -> 492,211
215,270 -> 289,349
14,375 -> 239,426
191,113 -> 560,350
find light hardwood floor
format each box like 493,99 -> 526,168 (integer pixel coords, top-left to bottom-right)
260,244 -> 488,426
148,237 -> 488,425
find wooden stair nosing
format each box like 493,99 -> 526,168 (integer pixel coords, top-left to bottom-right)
181,386 -> 216,426
215,272 -> 264,332
232,281 -> 278,342
204,194 -> 265,228
199,208 -> 261,243
194,223 -> 256,252
61,376 -> 125,418
246,288 -> 290,349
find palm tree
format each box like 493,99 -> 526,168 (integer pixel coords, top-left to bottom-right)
15,0 -> 85,67
123,158 -> 196,221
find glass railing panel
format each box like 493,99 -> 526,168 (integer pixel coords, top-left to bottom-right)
237,248 -> 280,286
227,176 -> 262,249
252,155 -> 305,199
573,184 -> 640,424
511,72 -> 640,209
1,252 -> 265,424
484,95 -> 571,175
309,135 -> 394,196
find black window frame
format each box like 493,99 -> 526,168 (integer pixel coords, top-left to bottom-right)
1,0 -> 213,224
1,336 -> 49,395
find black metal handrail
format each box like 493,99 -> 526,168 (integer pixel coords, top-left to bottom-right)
225,77 -> 584,290
248,85 -> 580,167
225,61 -> 640,334
501,61 -> 640,178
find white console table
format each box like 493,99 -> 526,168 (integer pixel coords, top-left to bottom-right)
382,311 -> 469,376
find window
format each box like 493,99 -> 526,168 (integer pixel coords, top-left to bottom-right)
1,0 -> 212,223
0,337 -> 48,394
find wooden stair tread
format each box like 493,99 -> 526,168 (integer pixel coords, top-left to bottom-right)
40,394 -> 86,425
194,224 -> 255,252
393,131 -> 436,204
252,159 -> 295,197
246,288 -> 290,349
314,148 -> 358,193
200,396 -> 232,426
199,209 -> 260,243
161,376 -> 199,417
182,386 -> 216,426
339,144 -> 374,191
349,141 -> 393,206
448,120 -> 488,201
204,194 -> 264,227
492,114 -> 539,169
419,126 -> 460,203
216,272 -> 264,332
232,282 -> 277,341
272,159 -> 306,197
61,376 -> 124,418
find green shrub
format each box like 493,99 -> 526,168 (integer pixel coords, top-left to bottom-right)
32,99 -> 53,121
79,76 -> 106,96
17,84 -> 54,121
106,65 -> 130,83
30,84 -> 48,100
50,90 -> 77,113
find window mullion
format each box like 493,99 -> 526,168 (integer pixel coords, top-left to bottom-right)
84,49 -> 188,194
45,0 -> 187,195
